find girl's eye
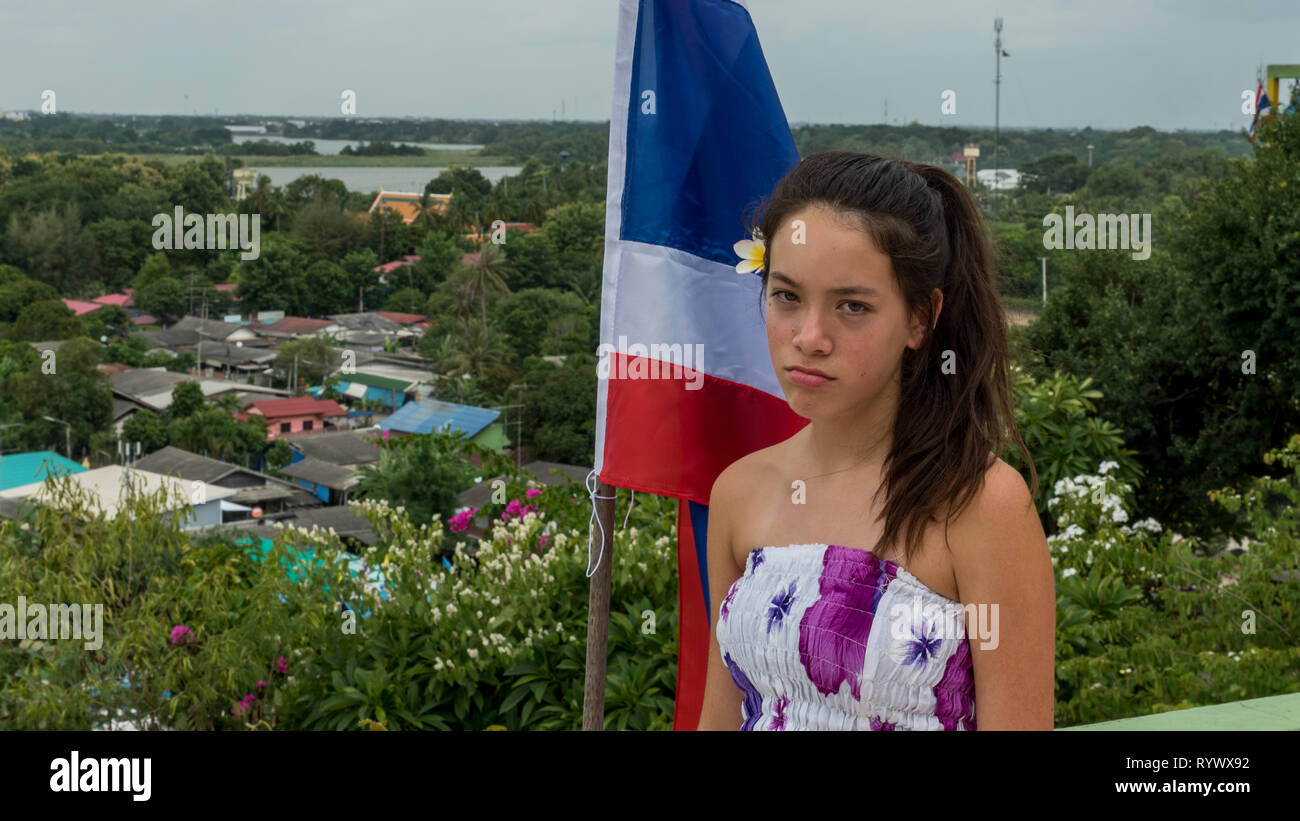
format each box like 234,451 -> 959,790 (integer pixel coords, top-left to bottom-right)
770,290 -> 870,314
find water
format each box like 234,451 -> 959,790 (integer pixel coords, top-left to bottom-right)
231,135 -> 483,155
248,166 -> 523,195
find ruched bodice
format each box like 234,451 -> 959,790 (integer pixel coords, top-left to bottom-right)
714,543 -> 976,730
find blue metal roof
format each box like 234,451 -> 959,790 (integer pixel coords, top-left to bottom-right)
0,450 -> 87,491
378,399 -> 499,438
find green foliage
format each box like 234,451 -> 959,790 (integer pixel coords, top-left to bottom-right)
280,488 -> 679,730
353,431 -> 479,530
9,299 -> 85,342
265,438 -> 293,475
516,354 -> 597,466
121,410 -> 169,454
133,276 -> 186,325
0,473 -> 347,729
1048,442 -> 1300,726
1002,367 -> 1143,516
167,381 -> 205,420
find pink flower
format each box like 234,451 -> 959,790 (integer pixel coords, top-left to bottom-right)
256,679 -> 267,690
276,656 -> 288,674
525,488 -> 542,498
169,625 -> 195,645
539,535 -> 550,549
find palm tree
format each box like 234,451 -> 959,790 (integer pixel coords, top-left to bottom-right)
465,242 -> 512,326
434,315 -> 509,381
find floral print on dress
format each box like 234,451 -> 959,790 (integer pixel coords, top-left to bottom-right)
724,651 -> 763,731
720,580 -> 738,623
766,580 -> 796,634
888,616 -> 943,668
770,693 -> 790,730
715,543 -> 976,731
798,545 -> 889,700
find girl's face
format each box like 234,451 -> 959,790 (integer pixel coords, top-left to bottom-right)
764,203 -> 936,421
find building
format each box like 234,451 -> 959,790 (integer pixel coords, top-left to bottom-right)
107,368 -> 289,423
242,397 -> 349,441
0,451 -> 86,492
975,168 -> 1022,190
0,465 -> 236,529
132,445 -> 320,516
378,398 -> 505,448
172,315 -> 260,344
367,190 -> 452,224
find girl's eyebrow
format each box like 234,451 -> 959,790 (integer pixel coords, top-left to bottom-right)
769,271 -> 880,297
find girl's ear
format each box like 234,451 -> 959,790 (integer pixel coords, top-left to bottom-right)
907,289 -> 943,349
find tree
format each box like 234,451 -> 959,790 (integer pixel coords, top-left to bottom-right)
83,305 -> 133,342
168,381 -> 205,420
463,242 -> 512,326
497,287 -> 590,361
121,409 -> 169,454
234,237 -> 305,312
0,278 -> 60,323
134,277 -> 187,325
132,252 -> 173,292
265,437 -> 293,475
292,194 -> 360,260
409,229 -> 461,289
4,201 -> 97,294
301,260 -> 353,317
9,300 -> 85,342
384,287 -> 426,314
517,354 -> 597,465
273,336 -> 336,389
353,431 -> 478,526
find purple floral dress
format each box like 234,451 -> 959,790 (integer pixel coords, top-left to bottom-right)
715,543 -> 976,730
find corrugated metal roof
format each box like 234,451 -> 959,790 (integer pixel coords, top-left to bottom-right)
341,371 -> 415,391
0,451 -> 86,492
279,458 -> 359,490
378,399 -> 499,438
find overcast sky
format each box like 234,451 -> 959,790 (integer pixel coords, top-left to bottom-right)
1,0 -> 1297,131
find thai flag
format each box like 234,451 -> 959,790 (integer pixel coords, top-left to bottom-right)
1249,82 -> 1271,143
595,0 -> 806,729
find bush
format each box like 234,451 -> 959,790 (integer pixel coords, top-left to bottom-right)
1048,445 -> 1300,727
0,472 -> 348,729
279,488 -> 679,730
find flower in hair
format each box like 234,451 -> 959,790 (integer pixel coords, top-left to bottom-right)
733,232 -> 765,275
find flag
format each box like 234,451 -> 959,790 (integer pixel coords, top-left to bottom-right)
1249,82 -> 1271,143
595,0 -> 806,730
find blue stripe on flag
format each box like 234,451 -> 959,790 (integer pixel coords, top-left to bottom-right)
689,499 -> 711,619
621,0 -> 800,267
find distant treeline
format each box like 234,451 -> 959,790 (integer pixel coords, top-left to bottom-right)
339,141 -> 424,156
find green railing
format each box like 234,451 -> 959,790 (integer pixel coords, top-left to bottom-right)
1058,692 -> 1300,730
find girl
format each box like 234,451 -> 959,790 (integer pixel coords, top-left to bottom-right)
698,151 -> 1055,730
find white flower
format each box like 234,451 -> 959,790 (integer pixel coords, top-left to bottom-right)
1098,460 -> 1118,475
467,648 -> 478,659
1061,567 -> 1078,578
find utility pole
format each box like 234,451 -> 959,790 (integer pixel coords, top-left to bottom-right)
993,17 -> 1004,219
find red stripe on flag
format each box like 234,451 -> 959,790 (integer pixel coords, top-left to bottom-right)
673,497 -> 706,730
598,354 -> 807,505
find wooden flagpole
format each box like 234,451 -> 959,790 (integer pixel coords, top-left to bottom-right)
582,480 -> 617,730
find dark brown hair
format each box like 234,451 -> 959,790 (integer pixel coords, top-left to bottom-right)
747,150 -> 1038,565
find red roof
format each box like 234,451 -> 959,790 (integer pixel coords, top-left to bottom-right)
376,310 -> 427,325
130,313 -> 158,326
63,299 -> 103,316
246,397 -> 348,419
93,292 -> 134,307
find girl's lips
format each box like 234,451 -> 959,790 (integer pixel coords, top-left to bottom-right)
787,368 -> 833,388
